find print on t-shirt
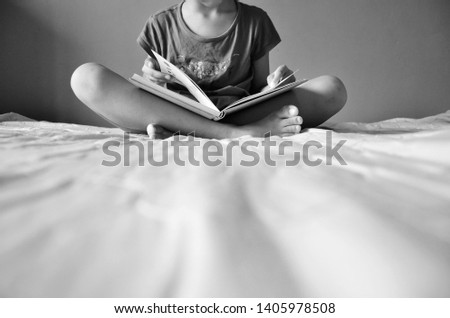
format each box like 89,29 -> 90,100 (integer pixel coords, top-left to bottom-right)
172,42 -> 239,82
175,55 -> 230,81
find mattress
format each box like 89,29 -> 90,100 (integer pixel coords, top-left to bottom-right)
0,111 -> 449,297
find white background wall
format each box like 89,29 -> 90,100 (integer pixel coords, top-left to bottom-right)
1,0 -> 449,127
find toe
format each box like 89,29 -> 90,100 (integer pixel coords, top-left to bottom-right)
147,124 -> 173,139
281,116 -> 303,127
277,105 -> 299,118
147,124 -> 159,137
147,124 -> 156,135
283,124 -> 302,134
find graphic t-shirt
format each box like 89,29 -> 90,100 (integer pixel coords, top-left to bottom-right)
137,1 -> 281,109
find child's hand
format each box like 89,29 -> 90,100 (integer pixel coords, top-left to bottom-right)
142,56 -> 174,86
267,65 -> 296,88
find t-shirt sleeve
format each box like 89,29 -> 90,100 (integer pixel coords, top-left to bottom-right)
251,10 -> 281,61
137,16 -> 163,55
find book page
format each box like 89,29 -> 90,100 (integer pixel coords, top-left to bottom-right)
222,79 -> 308,116
227,79 -> 308,109
130,74 -> 221,120
152,50 -> 217,110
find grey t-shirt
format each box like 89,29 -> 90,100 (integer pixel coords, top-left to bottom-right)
138,1 -> 281,110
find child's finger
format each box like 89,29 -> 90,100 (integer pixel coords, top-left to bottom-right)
145,56 -> 159,70
142,63 -> 163,75
277,65 -> 293,79
142,65 -> 157,74
142,65 -> 170,80
143,69 -> 174,86
144,74 -> 167,86
267,65 -> 294,88
272,66 -> 287,85
266,73 -> 278,88
267,70 -> 283,88
151,71 -> 172,82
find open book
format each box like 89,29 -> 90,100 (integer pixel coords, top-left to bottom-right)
129,50 -> 307,121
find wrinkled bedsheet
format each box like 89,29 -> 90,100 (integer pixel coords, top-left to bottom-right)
0,111 -> 450,297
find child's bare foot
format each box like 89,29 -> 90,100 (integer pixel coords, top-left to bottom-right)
147,106 -> 302,139
240,105 -> 303,137
146,124 -> 175,139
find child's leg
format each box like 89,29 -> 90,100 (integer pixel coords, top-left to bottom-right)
71,63 -> 237,138
221,75 -> 347,128
71,63 -> 306,139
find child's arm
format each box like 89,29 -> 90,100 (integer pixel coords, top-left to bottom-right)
250,53 -> 271,94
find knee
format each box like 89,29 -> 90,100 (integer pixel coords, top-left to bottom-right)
70,62 -> 109,104
317,75 -> 348,112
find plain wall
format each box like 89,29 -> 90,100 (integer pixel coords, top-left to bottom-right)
1,0 -> 449,127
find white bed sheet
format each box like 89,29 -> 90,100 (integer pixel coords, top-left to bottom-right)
0,111 -> 449,297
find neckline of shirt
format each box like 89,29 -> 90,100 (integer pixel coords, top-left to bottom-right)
177,0 -> 241,43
